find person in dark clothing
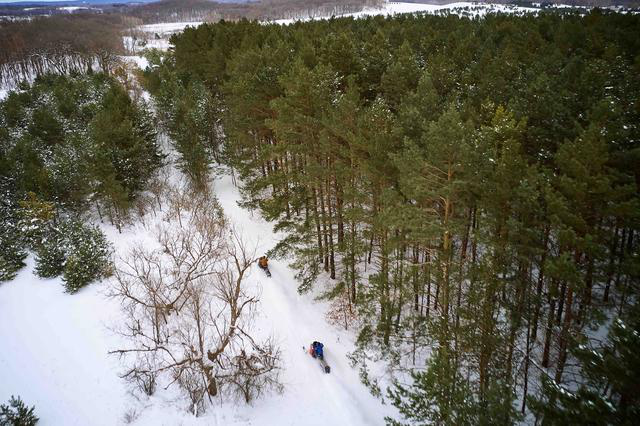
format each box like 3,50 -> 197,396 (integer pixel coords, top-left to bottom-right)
310,341 -> 324,360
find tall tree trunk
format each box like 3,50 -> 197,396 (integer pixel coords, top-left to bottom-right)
554,285 -> 574,382
326,176 -> 336,279
350,219 -> 357,304
542,278 -> 559,368
531,226 -> 550,345
335,178 -> 344,246
603,225 -> 620,303
312,187 -> 324,262
318,183 -> 330,272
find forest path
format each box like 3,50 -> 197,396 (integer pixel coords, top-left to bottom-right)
214,172 -> 390,426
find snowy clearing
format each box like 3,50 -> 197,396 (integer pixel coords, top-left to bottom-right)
138,22 -> 204,34
0,257 -> 128,425
273,1 -> 540,24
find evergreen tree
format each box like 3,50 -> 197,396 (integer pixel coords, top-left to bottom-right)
0,180 -> 27,282
0,396 -> 38,426
61,220 -> 112,294
529,304 -> 640,425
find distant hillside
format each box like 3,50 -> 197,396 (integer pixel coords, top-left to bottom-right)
0,0 -> 155,4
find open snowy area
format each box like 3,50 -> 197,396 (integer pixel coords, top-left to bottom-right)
273,1 -> 540,24
0,166 -> 394,424
139,22 -> 204,34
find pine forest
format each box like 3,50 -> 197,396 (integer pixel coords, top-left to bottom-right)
1,4 -> 639,425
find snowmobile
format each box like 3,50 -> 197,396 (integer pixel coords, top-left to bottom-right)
305,341 -> 330,374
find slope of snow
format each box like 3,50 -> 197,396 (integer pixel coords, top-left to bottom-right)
58,6 -> 88,12
0,257 -> 129,425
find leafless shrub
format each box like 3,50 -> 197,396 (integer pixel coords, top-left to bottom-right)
226,336 -> 284,404
147,164 -> 172,214
176,364 -> 207,416
110,185 -> 281,414
122,407 -> 140,425
133,193 -> 154,220
122,353 -> 158,396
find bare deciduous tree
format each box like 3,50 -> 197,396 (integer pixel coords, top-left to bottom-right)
110,187 -> 282,415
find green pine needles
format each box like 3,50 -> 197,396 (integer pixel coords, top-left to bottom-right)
144,10 -> 640,425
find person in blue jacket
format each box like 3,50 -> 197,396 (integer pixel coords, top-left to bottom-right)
310,341 -> 324,360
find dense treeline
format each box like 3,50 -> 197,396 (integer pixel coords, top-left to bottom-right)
146,10 -> 639,424
0,14 -> 128,87
0,73 -> 162,288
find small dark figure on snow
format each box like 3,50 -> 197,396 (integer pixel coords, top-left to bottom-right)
309,341 -> 324,360
258,256 -> 271,277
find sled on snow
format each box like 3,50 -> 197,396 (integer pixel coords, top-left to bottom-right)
259,264 -> 271,277
304,344 -> 330,374
257,257 -> 271,277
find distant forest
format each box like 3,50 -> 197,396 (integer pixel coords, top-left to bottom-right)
0,0 -> 383,85
142,10 -> 640,425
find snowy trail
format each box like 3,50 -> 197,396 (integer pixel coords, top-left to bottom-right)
214,173 -> 390,426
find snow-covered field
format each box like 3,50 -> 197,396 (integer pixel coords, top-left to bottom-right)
0,166 -> 394,424
274,1 -> 540,24
138,22 -> 203,34
0,258 -> 129,424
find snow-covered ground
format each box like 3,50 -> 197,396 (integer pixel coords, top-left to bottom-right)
0,165 -> 394,424
138,22 -> 203,34
0,258 -> 129,424
274,1 -> 540,24
120,54 -> 149,71
124,22 -> 203,54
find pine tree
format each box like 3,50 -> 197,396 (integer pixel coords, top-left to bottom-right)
529,303 -> 640,425
0,180 -> 27,282
61,220 -> 112,294
0,396 -> 38,426
34,226 -> 65,279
